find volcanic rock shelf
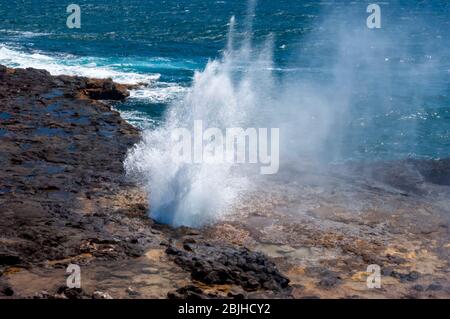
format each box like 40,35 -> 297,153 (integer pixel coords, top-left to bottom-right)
0,65 -> 291,299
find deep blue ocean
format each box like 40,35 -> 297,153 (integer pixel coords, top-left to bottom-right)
1,0 -> 449,162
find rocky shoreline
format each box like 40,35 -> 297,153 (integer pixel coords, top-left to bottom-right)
1,65 -> 449,299
0,65 -> 291,299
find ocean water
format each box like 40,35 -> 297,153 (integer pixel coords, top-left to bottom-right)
1,0 -> 449,162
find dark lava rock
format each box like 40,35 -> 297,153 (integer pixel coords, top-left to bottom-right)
0,65 -> 150,267
386,254 -> 407,265
83,78 -> 130,100
306,267 -> 342,288
165,244 -> 290,294
56,286 -> 98,299
318,276 -> 341,288
227,291 -> 245,299
426,283 -> 443,291
168,285 -> 207,300
0,285 -> 14,297
0,253 -> 22,266
166,246 -> 183,256
412,284 -> 424,292
381,267 -> 394,276
317,271 -> 342,288
126,286 -> 140,297
391,270 -> 420,283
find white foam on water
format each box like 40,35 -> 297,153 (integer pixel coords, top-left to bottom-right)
115,109 -> 160,130
129,83 -> 187,103
0,45 -> 160,85
0,29 -> 52,38
0,44 -> 190,104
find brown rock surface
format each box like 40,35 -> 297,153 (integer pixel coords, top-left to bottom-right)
203,161 -> 450,299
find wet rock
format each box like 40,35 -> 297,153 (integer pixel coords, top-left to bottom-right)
0,65 -> 166,299
391,270 -> 420,283
426,283 -> 443,291
381,267 -> 394,276
414,158 -> 450,186
412,284 -> 424,292
0,65 -> 150,270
